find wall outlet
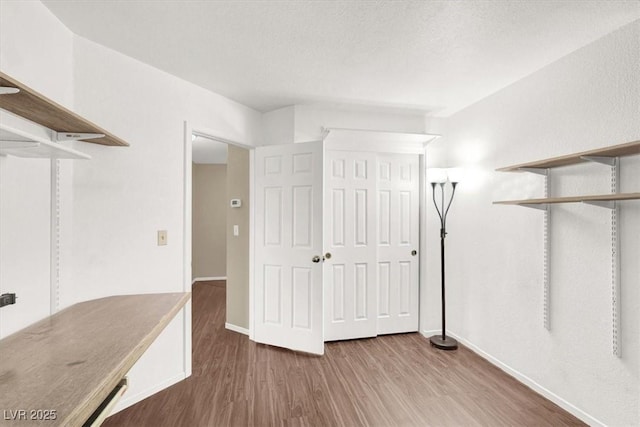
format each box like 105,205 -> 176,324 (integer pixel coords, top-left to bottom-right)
157,230 -> 167,246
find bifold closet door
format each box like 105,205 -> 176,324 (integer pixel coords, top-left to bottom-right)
376,153 -> 420,335
324,151 -> 377,341
324,151 -> 420,341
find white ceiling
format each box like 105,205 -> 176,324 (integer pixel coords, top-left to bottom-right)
43,1 -> 640,116
192,135 -> 227,164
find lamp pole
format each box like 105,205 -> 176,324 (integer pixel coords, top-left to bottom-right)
429,180 -> 459,350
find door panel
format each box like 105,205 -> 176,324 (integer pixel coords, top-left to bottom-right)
324,151 -> 377,341
254,141 -> 324,355
377,153 -> 420,335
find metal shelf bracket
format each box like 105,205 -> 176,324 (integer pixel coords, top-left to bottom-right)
518,167 -> 548,175
581,155 -> 617,166
53,131 -> 105,142
582,200 -> 616,209
521,204 -> 549,210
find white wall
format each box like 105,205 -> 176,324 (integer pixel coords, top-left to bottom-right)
262,106 -> 294,145
67,35 -> 260,303
261,104 -> 429,146
424,21 -> 640,426
69,36 -> 261,410
0,0 -> 74,337
294,105 -> 427,142
0,1 -> 73,105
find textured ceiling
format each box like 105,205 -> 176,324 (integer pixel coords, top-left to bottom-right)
43,0 -> 640,116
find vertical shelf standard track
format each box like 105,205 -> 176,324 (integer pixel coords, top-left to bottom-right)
611,162 -> 620,357
50,159 -> 61,315
519,167 -> 551,330
581,156 -> 621,357
543,171 -> 551,331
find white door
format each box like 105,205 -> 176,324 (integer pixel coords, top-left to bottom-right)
254,141 -> 324,355
324,151 -> 377,341
323,151 -> 420,341
376,153 -> 420,334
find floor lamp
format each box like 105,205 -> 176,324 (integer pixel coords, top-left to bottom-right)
429,169 -> 459,350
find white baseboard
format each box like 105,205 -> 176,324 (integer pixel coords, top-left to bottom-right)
110,372 -> 186,416
225,322 -> 249,336
420,330 -> 603,427
192,276 -> 226,285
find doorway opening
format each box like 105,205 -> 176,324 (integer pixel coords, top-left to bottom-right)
188,130 -> 252,336
191,134 -> 228,283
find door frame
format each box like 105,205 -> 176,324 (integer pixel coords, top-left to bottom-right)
182,121 -> 256,372
184,127 -> 438,352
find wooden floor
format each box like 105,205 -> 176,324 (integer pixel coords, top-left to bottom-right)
104,281 -> 585,427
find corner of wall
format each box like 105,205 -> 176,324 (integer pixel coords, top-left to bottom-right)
261,106 -> 295,145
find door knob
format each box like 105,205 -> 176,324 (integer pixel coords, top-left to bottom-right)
411,250 -> 417,256
325,252 -> 332,260
312,255 -> 322,263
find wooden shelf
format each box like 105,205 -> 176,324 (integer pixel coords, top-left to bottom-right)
0,292 -> 190,426
496,140 -> 640,172
493,192 -> 640,206
494,140 -> 637,352
0,71 -> 129,147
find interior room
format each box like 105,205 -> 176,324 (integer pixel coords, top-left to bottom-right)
0,1 -> 638,426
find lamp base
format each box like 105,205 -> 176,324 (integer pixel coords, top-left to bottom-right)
429,335 -> 458,350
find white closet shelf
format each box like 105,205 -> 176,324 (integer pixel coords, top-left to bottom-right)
0,124 -> 90,159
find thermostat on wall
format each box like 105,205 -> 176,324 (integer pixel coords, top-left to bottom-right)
230,199 -> 242,208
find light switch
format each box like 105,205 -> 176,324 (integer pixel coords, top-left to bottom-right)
157,230 -> 167,246
233,225 -> 239,236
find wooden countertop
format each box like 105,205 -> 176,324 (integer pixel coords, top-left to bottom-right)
0,292 -> 190,426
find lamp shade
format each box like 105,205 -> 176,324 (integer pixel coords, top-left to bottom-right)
446,167 -> 464,183
427,168 -> 448,184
